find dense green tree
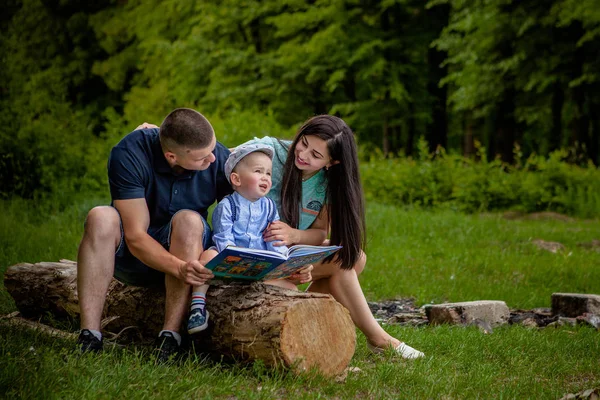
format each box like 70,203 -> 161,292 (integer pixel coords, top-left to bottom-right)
0,0 -> 114,200
2,0 -> 599,201
434,0 -> 600,163
267,0 -> 447,156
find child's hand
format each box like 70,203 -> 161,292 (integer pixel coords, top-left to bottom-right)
264,220 -> 298,246
286,264 -> 313,285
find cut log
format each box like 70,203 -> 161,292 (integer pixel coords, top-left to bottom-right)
4,260 -> 356,376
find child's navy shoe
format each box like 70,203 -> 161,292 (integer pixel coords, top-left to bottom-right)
187,308 -> 210,334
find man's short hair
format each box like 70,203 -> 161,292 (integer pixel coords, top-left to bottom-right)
159,108 -> 214,150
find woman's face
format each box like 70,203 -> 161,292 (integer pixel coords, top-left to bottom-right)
294,135 -> 333,174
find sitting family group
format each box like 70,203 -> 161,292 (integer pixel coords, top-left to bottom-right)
75,108 -> 425,363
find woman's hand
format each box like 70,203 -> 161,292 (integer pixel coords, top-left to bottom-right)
285,264 -> 313,285
263,220 -> 299,246
135,122 -> 159,130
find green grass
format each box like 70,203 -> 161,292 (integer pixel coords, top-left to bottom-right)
364,204 -> 600,308
1,199 -> 600,398
1,323 -> 598,399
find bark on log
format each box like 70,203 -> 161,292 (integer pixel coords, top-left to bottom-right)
4,260 -> 356,376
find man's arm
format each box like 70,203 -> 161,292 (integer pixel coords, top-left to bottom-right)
114,198 -> 212,285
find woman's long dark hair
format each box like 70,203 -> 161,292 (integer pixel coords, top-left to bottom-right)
280,115 -> 366,269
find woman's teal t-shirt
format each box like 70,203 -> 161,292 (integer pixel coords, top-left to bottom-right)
243,136 -> 327,230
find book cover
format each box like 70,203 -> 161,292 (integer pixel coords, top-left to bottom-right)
204,244 -> 342,281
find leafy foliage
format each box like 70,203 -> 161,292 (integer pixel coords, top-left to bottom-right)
1,0 -> 599,204
0,0 -> 113,202
361,139 -> 600,218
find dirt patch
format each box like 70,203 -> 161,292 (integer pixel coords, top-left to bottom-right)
577,239 -> 600,252
503,211 -> 574,222
531,238 -> 566,253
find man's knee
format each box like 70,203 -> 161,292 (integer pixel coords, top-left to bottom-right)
84,206 -> 121,245
171,211 -> 204,240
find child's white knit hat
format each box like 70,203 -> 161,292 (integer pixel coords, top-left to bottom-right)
224,143 -> 274,184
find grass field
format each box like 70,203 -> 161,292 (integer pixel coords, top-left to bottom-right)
1,198 -> 599,398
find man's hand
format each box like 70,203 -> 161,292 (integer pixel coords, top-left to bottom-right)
286,264 -> 313,285
263,221 -> 299,246
135,122 -> 159,130
178,260 -> 214,286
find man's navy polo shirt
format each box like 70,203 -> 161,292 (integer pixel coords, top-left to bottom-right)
108,128 -> 232,229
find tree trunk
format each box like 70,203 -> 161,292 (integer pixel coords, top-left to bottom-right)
406,102 -> 416,157
4,260 -> 356,377
463,115 -> 474,158
590,104 -> 599,166
382,117 -> 390,157
425,3 -> 449,153
550,81 -> 564,152
496,90 -> 517,164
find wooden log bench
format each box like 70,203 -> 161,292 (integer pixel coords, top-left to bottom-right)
3,260 -> 356,376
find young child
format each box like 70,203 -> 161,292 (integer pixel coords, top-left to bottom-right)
187,143 -> 312,334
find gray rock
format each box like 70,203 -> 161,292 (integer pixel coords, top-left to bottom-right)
559,387 -> 599,400
547,317 -> 577,328
552,293 -> 600,317
520,317 -> 539,328
576,313 -> 600,329
425,300 -> 510,327
468,318 -> 494,334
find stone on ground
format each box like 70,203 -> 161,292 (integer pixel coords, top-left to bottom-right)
425,300 -> 510,327
551,293 -> 600,317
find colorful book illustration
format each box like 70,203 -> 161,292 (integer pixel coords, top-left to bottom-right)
204,244 -> 342,281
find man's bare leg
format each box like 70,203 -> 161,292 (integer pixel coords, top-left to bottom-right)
162,211 -> 206,332
77,206 -> 121,331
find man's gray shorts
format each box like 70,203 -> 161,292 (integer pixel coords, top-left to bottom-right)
111,208 -> 212,287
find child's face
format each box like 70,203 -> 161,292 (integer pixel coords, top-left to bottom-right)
293,134 -> 333,175
231,152 -> 273,202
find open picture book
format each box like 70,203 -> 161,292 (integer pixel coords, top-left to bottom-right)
204,244 -> 342,281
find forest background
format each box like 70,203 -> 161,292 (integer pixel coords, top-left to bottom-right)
1,0 -> 600,214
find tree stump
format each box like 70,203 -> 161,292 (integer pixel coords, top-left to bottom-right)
4,260 -> 356,376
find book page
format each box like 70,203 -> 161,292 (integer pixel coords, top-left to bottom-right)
261,246 -> 341,280
224,245 -> 288,259
288,244 -> 342,258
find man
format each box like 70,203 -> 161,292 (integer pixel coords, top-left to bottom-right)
76,108 -> 231,362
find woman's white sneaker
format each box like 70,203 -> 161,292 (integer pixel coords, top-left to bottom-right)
367,341 -> 425,359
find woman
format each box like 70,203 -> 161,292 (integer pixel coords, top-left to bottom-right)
245,115 -> 425,359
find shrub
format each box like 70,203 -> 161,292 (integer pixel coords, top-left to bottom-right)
360,141 -> 600,217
